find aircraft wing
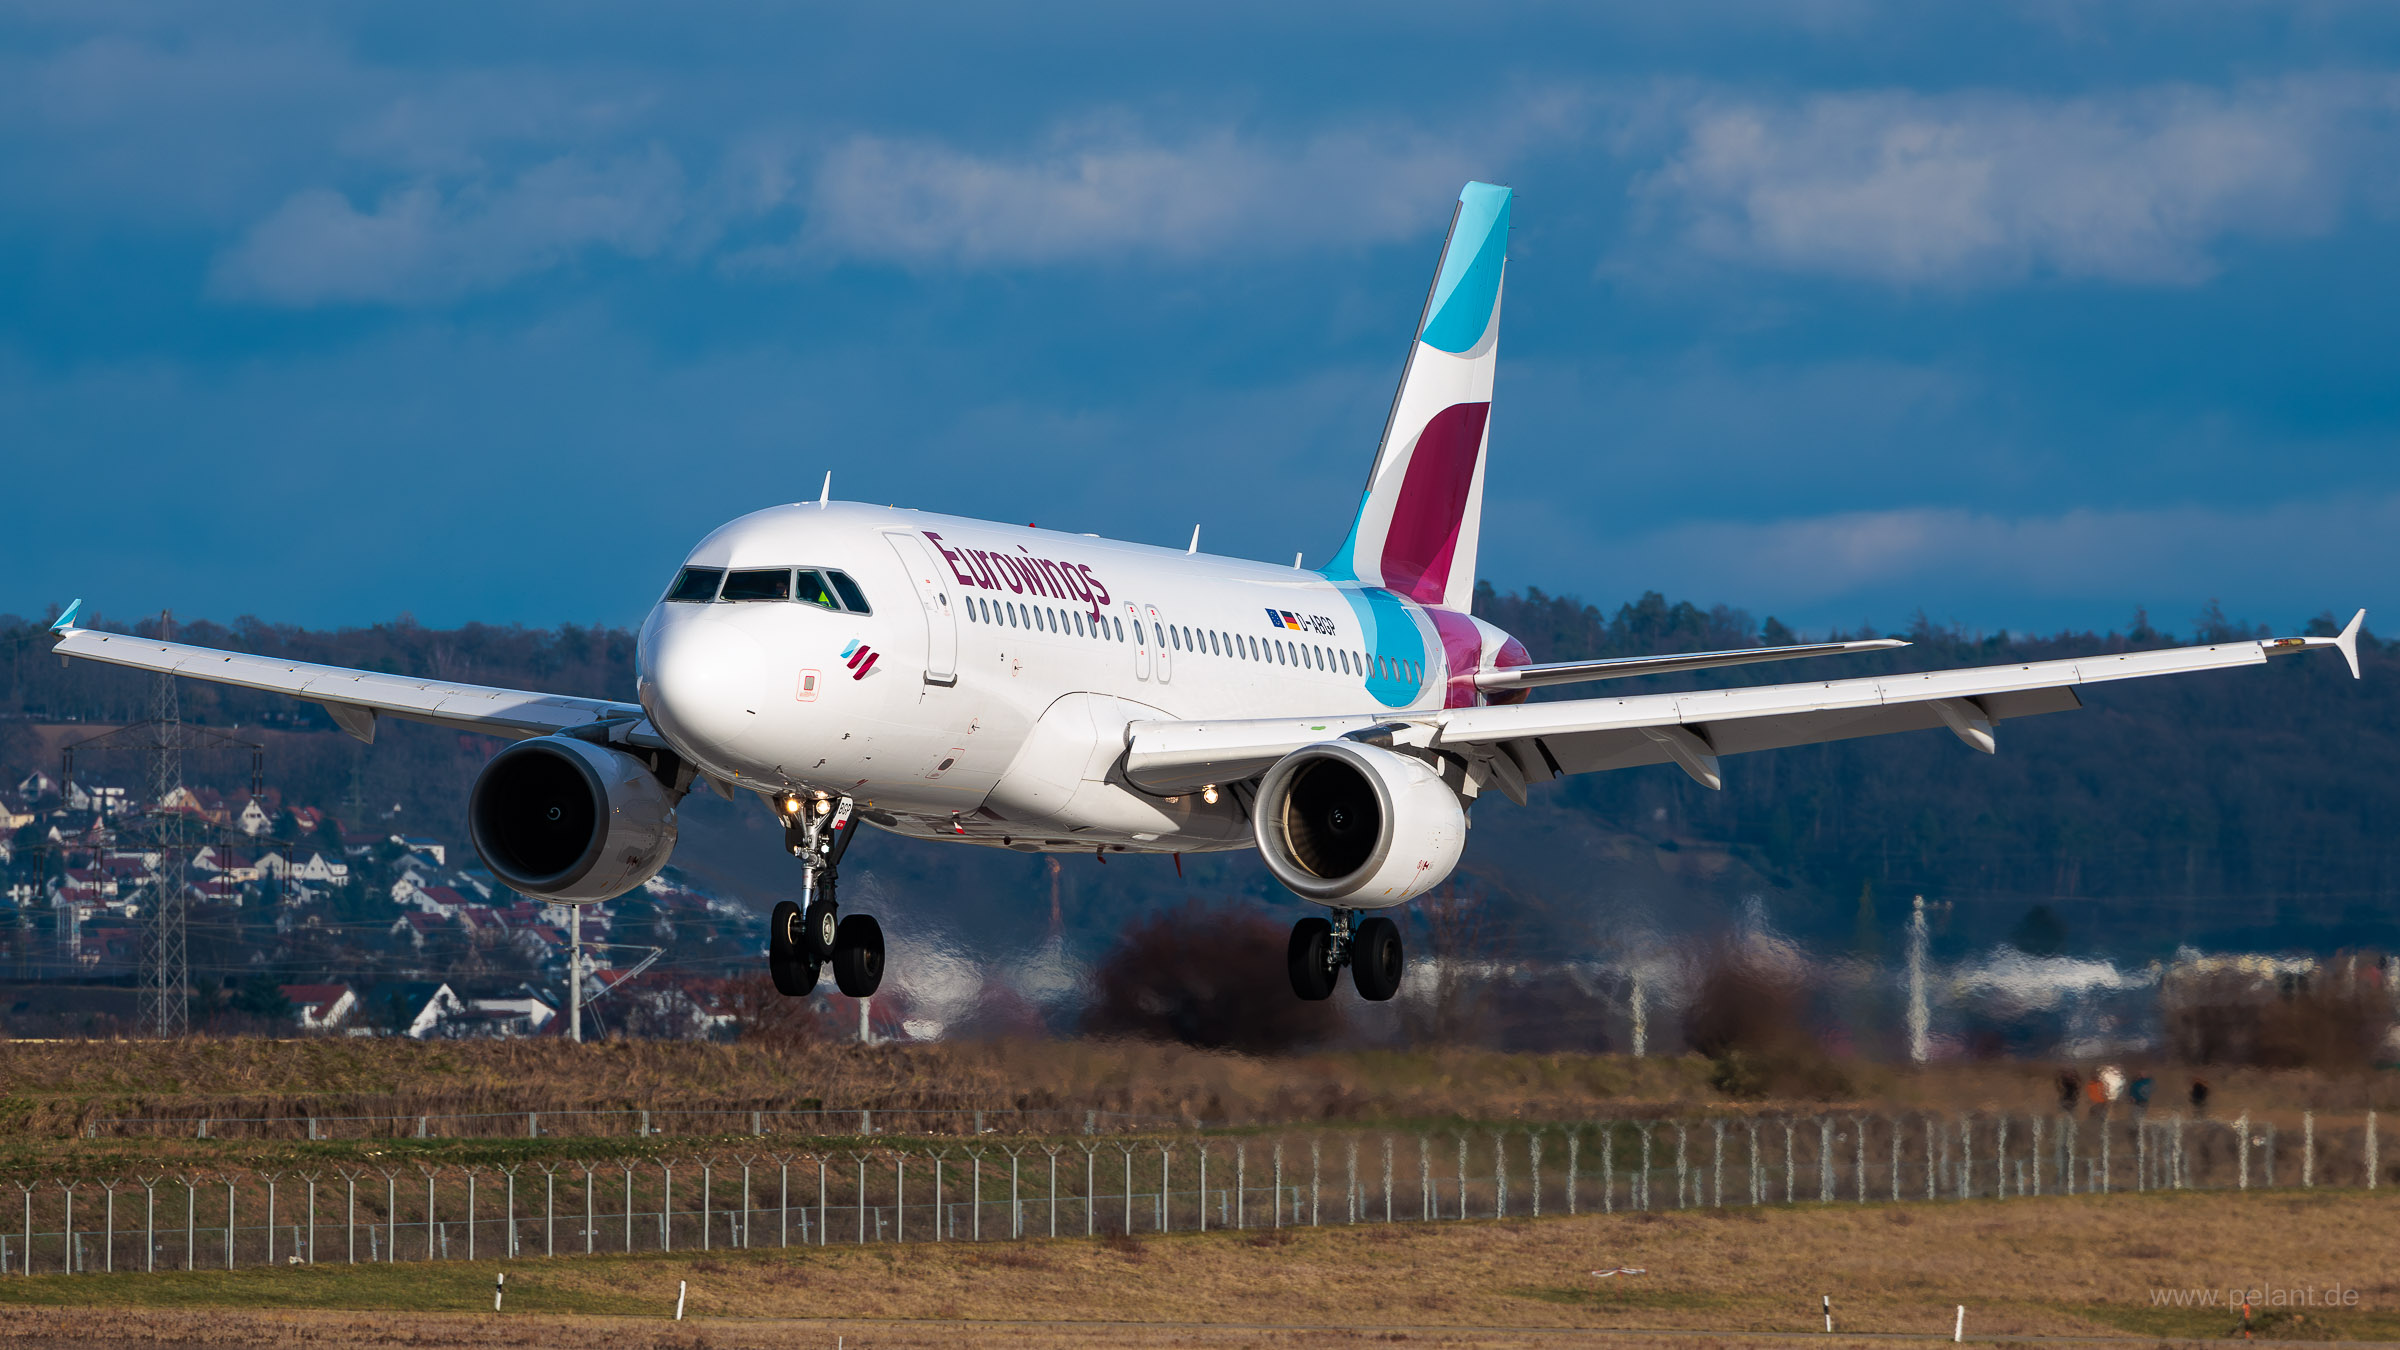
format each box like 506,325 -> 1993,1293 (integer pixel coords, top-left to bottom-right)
1124,613 -> 2365,799
49,610 -> 654,747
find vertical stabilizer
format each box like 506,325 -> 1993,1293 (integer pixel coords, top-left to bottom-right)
1326,181 -> 1509,612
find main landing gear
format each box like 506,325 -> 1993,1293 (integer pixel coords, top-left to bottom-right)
1287,908 -> 1403,1003
768,792 -> 885,999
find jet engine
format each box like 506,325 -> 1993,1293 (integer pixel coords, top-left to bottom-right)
1253,740 -> 1465,906
468,735 -> 679,903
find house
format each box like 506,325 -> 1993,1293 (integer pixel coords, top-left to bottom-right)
65,783 -> 130,816
236,797 -> 272,836
460,993 -> 556,1037
393,836 -> 446,866
390,912 -> 449,949
359,981 -> 467,1038
280,983 -> 358,1031
255,851 -> 349,886
16,770 -> 56,800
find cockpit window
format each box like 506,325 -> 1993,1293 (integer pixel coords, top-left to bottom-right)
828,571 -> 870,614
665,567 -> 723,603
720,568 -> 792,602
794,569 -> 840,611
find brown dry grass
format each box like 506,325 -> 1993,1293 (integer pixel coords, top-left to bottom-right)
0,1189 -> 2397,1345
4,1036 -> 2390,1148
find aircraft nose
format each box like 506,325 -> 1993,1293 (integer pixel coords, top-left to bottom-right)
641,612 -> 770,763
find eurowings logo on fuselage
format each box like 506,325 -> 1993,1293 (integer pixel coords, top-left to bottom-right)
841,640 -> 879,679
923,532 -> 1113,624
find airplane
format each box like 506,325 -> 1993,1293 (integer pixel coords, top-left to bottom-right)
49,181 -> 2366,1006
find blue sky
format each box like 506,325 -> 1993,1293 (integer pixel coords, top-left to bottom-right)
7,2 -> 2400,640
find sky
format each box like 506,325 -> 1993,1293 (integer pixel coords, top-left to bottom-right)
6,1 -> 2400,640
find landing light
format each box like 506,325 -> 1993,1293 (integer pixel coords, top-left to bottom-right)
776,794 -> 802,818
1202,785 -> 1219,805
814,794 -> 832,816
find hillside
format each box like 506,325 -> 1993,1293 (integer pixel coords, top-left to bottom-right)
3,589 -> 2390,974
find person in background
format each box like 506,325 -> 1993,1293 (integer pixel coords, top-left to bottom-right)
2129,1075 -> 2155,1110
2057,1068 -> 2084,1113
2190,1078 -> 2211,1113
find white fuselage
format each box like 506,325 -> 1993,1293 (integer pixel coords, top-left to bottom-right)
635,501 -> 1521,854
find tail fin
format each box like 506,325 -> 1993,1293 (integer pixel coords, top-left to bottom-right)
1326,181 -> 1509,611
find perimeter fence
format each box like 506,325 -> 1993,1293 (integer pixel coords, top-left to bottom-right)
12,1108 -> 2382,1275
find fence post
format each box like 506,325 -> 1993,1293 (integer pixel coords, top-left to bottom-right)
1958,1118 -> 1972,1200
1923,1117 -> 1936,1200
2030,1117 -> 2043,1196
817,1156 -> 829,1247
1455,1134 -> 1468,1220
894,1152 -> 906,1245
1273,1141 -> 1286,1230
2263,1123 -> 2277,1188
1196,1145 -> 1208,1234
1712,1119 -> 1725,1207
2238,1112 -> 2251,1190
1566,1131 -> 1580,1216
1601,1124 -> 1615,1214
1493,1132 -> 1508,1220
527,1111 -> 537,1139
1674,1123 -> 1688,1208
1818,1117 -> 1834,1202
581,1162 -> 601,1256
1782,1120 -> 1796,1203
1995,1117 -> 2009,1199
2100,1118 -> 2112,1194
140,1175 -> 157,1274
1638,1124 -> 1653,1211
225,1174 -> 238,1269
1526,1134 -> 1541,1220
2369,1111 -> 2381,1189
1382,1136 -> 1394,1223
1008,1147 -> 1023,1240
621,1164 -> 637,1254
930,1150 -> 946,1241
2304,1112 -> 2316,1187
1853,1116 -> 1867,1203
1418,1136 -> 1433,1221
659,1162 -> 672,1253
1162,1144 -> 1175,1233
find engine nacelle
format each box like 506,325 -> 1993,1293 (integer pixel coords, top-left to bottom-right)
1253,740 -> 1466,907
468,735 -> 678,903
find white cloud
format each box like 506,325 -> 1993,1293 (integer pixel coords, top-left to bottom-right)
1551,493 -> 2400,629
1638,75 -> 2400,286
208,150 -> 688,305
796,123 -> 1482,267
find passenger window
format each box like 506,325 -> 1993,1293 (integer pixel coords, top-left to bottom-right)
794,569 -> 839,610
1170,627 -> 1181,651
665,567 -> 724,603
1075,612 -> 1086,637
720,569 -> 792,602
1153,623 -> 1164,647
828,571 -> 871,614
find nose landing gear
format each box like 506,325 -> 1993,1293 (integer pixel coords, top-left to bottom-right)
768,793 -> 885,999
1287,908 -> 1404,1003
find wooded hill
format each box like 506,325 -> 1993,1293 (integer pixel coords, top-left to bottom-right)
2,589 -> 2390,964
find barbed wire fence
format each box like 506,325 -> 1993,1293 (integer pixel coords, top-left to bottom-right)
6,1108 -> 2381,1275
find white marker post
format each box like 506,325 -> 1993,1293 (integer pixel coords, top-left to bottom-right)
675,1279 -> 687,1321
493,1270 -> 504,1311
1954,1304 -> 1965,1342
1823,1293 -> 1832,1332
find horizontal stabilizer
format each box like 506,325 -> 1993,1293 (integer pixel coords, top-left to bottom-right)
1475,638 -> 1908,692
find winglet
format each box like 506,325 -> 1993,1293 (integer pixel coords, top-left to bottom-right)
49,599 -> 81,635
2338,608 -> 2365,680
2265,608 -> 2366,678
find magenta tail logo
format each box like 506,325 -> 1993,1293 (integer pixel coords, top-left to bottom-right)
841,639 -> 879,679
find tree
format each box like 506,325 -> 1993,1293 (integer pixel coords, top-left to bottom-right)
1083,900 -> 1341,1054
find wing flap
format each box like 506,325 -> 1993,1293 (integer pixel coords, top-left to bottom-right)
1475,637 -> 1907,690
53,627 -> 647,742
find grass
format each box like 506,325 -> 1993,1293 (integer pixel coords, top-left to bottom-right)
0,1186 -> 2396,1345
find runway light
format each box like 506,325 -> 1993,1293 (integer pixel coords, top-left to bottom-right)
1202,785 -> 1219,805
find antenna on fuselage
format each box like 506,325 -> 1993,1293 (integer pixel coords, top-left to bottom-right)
1187,525 -> 1200,555
1293,552 -> 1303,568
819,472 -> 832,507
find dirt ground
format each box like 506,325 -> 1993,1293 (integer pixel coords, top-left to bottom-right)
0,1187 -> 2393,1346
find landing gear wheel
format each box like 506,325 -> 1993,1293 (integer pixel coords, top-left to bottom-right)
1350,916 -> 1403,1001
768,901 -> 820,996
803,900 -> 839,960
1287,916 -> 1336,1001
831,913 -> 886,998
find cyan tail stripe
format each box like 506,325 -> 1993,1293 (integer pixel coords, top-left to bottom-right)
1418,182 -> 1510,354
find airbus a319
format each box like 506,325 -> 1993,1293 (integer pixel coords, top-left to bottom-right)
52,182 -> 2365,1005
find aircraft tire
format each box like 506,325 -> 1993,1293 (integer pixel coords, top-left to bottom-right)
1287,917 -> 1336,1001
804,900 -> 839,960
771,901 -> 804,962
1350,917 -> 1403,1001
832,913 -> 885,998
770,952 -> 819,997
